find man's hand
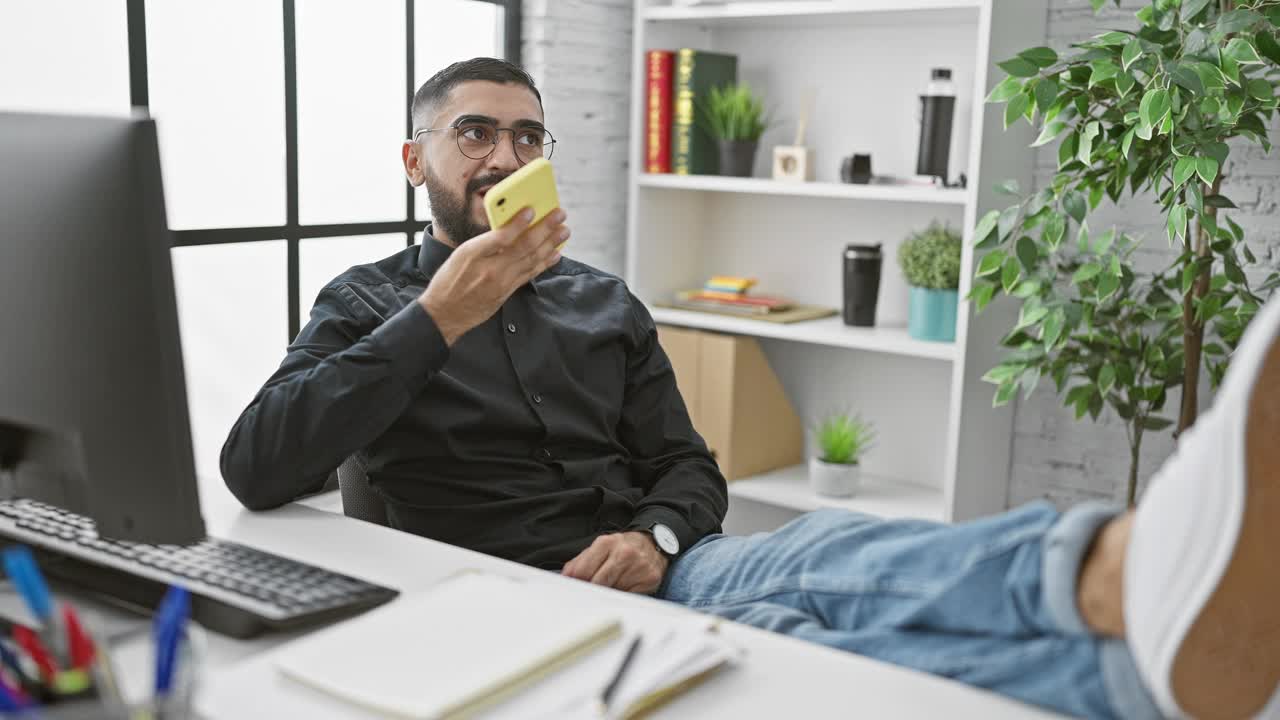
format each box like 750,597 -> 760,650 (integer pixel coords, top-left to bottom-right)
420,207 -> 569,346
562,531 -> 669,595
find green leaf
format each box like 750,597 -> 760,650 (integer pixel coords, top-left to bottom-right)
1032,119 -> 1067,147
1077,121 -> 1099,164
1042,211 -> 1066,249
970,281 -> 997,312
1218,10 -> 1263,38
994,179 -> 1021,196
998,206 -> 1020,242
1228,216 -> 1245,243
1141,416 -> 1174,431
1004,93 -> 1030,128
1058,131 -> 1079,169
1097,272 -> 1121,300
1225,259 -> 1247,285
974,209 -> 1000,246
1042,308 -> 1065,349
1174,157 -> 1197,187
1182,0 -> 1213,21
1088,61 -> 1120,88
1196,157 -> 1219,185
1121,37 -> 1143,70
1034,77 -> 1059,113
1168,204 -> 1188,241
1171,65 -> 1204,95
1098,364 -> 1116,394
1016,235 -> 1038,271
1257,32 -> 1280,66
1247,78 -> 1274,100
1017,303 -> 1050,330
1225,38 -> 1264,66
1073,263 -> 1103,285
1077,221 -> 1091,253
1139,88 -> 1170,128
1019,47 -> 1059,68
1121,127 -> 1136,158
986,76 -> 1024,103
998,57 -> 1040,78
1095,31 -> 1130,46
1205,194 -> 1237,209
977,250 -> 1006,277
1064,191 -> 1087,224
1001,256 -> 1021,293
994,380 -> 1018,407
1114,71 -> 1136,98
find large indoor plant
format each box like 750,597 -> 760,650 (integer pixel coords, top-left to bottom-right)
698,83 -> 770,177
899,222 -> 963,342
809,413 -> 876,497
972,0 -> 1280,502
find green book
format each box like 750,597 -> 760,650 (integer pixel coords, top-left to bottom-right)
670,49 -> 738,175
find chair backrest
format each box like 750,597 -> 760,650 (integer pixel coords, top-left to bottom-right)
336,453 -> 389,526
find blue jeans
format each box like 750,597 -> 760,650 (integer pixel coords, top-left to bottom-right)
658,502 -> 1163,719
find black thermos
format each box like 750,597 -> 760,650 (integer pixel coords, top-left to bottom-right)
916,68 -> 957,182
843,244 -> 882,327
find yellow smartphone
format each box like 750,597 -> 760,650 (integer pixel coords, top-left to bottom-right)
483,157 -> 561,232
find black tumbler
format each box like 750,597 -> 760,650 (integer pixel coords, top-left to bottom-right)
843,244 -> 882,327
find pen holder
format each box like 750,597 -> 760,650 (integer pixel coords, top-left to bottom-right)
93,623 -> 205,720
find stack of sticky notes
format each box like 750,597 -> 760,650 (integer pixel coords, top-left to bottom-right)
671,275 -> 794,316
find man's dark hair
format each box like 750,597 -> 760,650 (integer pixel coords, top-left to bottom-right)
411,57 -> 543,132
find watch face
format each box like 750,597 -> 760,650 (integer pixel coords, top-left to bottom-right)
652,524 -> 679,555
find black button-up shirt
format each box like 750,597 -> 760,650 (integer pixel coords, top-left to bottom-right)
220,227 -> 728,570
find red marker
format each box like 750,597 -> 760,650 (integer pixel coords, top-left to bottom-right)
12,626 -> 55,679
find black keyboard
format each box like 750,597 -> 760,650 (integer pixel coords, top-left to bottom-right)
0,499 -> 398,638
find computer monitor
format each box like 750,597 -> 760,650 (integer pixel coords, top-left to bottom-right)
0,112 -> 206,544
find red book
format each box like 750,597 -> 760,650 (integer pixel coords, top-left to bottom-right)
645,50 -> 674,173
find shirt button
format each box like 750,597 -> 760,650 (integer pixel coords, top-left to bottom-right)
532,393 -> 543,404
537,448 -> 553,461
506,322 -> 517,334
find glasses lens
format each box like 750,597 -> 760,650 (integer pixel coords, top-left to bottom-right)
455,123 -> 498,160
513,129 -> 552,163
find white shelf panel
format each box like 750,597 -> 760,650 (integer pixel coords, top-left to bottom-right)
650,307 -> 957,361
643,0 -> 981,27
637,173 -> 968,205
728,464 -> 946,521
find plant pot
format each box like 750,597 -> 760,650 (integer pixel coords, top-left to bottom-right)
809,457 -> 861,498
717,139 -> 758,177
907,286 -> 958,342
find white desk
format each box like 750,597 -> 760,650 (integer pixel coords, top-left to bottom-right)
187,475 -> 1061,719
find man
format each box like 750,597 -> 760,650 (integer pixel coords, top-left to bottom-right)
223,58 -> 1279,719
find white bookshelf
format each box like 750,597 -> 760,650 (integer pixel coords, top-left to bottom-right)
627,0 -> 1047,531
637,174 -> 969,205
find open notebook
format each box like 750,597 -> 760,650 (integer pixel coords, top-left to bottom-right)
268,572 -> 743,720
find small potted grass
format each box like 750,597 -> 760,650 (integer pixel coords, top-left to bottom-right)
809,412 -> 876,498
697,82 -> 770,177
899,222 -> 962,342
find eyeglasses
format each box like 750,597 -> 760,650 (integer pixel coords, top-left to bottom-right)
413,119 -> 556,164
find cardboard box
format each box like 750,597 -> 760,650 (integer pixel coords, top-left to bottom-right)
657,325 -> 802,480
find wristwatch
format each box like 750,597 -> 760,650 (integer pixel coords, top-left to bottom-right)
648,522 -> 680,557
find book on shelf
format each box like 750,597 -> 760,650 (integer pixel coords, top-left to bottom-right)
671,49 -> 738,175
645,50 -> 674,173
673,290 -> 794,316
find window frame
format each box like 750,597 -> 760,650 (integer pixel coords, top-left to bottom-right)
126,0 -> 522,340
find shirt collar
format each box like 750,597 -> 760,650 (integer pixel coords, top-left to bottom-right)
417,222 -> 543,295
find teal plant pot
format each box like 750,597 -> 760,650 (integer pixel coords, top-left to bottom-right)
907,286 -> 958,342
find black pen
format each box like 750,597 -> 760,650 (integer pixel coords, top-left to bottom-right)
598,635 -> 642,717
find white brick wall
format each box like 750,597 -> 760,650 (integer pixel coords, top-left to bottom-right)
1007,0 -> 1280,508
522,0 -> 633,275
524,0 -> 1280,508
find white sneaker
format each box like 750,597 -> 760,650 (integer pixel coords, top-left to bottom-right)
1126,296 -> 1280,720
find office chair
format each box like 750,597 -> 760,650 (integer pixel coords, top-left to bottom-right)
336,453 -> 389,526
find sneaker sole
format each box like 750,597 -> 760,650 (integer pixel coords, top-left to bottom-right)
1169,333 -> 1280,719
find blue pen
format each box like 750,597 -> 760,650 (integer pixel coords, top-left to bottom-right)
153,586 -> 189,697
0,675 -> 23,712
3,546 -> 66,667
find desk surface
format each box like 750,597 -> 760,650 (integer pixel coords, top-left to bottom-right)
188,475 -> 1061,719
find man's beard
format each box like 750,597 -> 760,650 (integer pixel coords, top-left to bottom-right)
423,166 -> 511,244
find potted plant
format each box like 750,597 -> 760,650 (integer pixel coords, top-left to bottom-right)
809,413 -> 876,498
973,0 -> 1280,502
698,83 -> 770,177
898,222 -> 963,342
